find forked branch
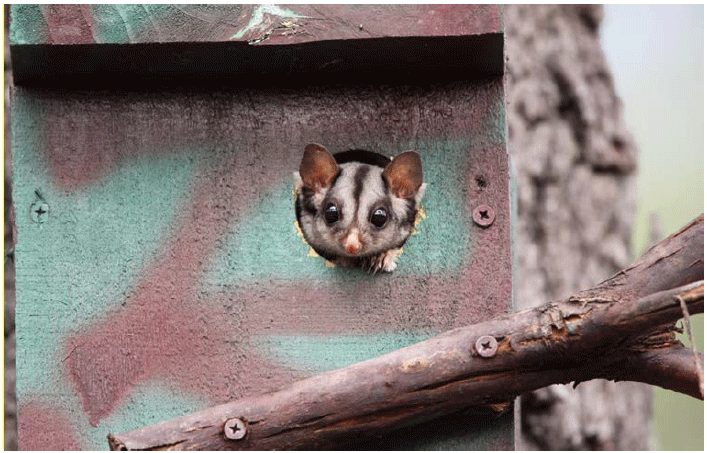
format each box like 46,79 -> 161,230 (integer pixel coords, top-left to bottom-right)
109,215 -> 704,450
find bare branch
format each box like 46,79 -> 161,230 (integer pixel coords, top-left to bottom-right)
108,215 -> 704,450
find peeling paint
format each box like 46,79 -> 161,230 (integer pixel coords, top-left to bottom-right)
231,4 -> 305,40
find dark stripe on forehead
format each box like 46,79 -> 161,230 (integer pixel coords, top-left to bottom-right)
353,165 -> 370,206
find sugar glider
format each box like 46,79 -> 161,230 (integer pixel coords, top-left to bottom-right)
294,143 -> 425,272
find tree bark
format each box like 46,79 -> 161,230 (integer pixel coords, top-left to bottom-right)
505,5 -> 651,449
108,216 -> 703,451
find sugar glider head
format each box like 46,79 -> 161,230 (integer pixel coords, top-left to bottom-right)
294,143 -> 425,267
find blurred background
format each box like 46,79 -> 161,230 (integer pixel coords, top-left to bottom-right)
602,4 -> 704,450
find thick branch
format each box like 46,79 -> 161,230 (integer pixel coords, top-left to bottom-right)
109,215 -> 704,450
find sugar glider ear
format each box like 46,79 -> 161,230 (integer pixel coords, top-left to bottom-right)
299,143 -> 339,191
384,151 -> 423,199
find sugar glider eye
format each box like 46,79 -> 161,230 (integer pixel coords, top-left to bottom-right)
370,207 -> 388,228
324,203 -> 340,225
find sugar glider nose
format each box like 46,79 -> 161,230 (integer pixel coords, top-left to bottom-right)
342,230 -> 363,255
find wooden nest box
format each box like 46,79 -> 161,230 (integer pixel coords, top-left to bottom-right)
10,4 -> 511,449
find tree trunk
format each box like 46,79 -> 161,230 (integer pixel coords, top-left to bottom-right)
506,5 -> 653,450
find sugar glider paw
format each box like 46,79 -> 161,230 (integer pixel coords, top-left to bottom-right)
369,248 -> 402,273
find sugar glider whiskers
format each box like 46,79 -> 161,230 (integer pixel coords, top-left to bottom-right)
294,143 -> 426,272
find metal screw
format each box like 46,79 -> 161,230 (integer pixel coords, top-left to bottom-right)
224,417 -> 247,440
472,204 -> 495,228
30,201 -> 50,224
475,335 -> 498,358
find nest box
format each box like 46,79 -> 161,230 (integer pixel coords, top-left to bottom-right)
10,4 -> 512,449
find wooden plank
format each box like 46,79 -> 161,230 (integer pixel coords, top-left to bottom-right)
9,5 -> 503,87
10,4 -> 503,45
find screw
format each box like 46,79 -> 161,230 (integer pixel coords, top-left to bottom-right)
224,417 -> 247,440
30,201 -> 50,224
475,335 -> 498,358
472,204 -> 495,228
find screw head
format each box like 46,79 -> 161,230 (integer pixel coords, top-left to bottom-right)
224,417 -> 247,440
30,201 -> 50,224
472,204 -> 495,228
475,335 -> 498,358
